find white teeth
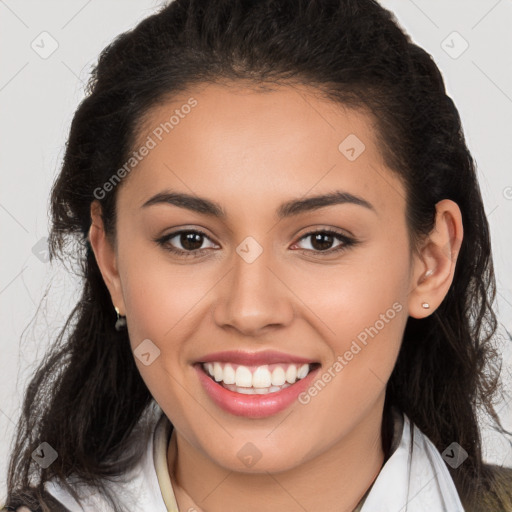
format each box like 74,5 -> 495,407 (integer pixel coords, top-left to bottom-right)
223,382 -> 293,394
271,366 -> 286,386
297,363 -> 309,379
213,362 -> 223,382
252,365 -> 272,388
223,364 -> 236,384
202,362 -> 314,390
236,387 -> 255,394
235,366 -> 253,387
285,365 -> 297,384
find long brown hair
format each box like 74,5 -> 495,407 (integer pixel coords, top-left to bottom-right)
4,1 -> 512,511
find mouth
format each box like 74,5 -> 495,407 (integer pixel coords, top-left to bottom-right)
194,354 -> 320,419
199,361 -> 322,395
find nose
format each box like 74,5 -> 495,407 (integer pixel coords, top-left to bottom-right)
212,241 -> 295,337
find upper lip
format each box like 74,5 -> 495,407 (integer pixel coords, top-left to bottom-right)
197,350 -> 318,366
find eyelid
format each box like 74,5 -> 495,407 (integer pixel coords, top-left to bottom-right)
294,224 -> 355,239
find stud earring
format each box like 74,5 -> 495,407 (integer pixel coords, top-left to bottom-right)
421,302 -> 430,309
424,269 -> 434,278
115,306 -> 127,331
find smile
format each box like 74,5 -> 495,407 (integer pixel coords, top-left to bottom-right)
194,354 -> 321,418
202,362 -> 314,394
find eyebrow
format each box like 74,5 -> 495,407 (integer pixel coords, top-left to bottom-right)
140,189 -> 376,218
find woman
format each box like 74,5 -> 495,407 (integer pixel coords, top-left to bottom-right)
3,0 -> 512,511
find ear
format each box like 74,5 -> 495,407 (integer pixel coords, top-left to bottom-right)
88,200 -> 126,315
407,199 -> 463,319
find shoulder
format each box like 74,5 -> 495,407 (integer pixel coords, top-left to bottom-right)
1,488 -> 72,512
2,419 -> 159,512
402,412 -> 512,511
41,414 -> 167,511
481,463 -> 512,500
459,463 -> 512,512
486,463 -> 512,479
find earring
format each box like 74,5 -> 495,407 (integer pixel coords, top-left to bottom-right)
421,270 -> 432,310
115,306 -> 127,331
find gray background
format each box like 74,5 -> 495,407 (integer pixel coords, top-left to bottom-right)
1,0 -> 511,503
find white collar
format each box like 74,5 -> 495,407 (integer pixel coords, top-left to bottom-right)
360,411 -> 465,511
44,408 -> 465,511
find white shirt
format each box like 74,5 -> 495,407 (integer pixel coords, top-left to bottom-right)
44,407 -> 465,511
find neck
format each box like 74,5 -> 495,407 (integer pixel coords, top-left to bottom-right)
167,396 -> 387,512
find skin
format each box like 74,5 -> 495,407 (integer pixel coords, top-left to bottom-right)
88,82 -> 463,512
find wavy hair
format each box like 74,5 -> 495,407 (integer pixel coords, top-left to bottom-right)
3,0 -> 512,511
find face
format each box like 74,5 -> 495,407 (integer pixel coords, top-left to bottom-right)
91,82 -> 425,473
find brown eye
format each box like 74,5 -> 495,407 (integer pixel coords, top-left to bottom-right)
309,232 -> 336,251
155,229 -> 218,258
178,231 -> 205,251
291,230 -> 358,256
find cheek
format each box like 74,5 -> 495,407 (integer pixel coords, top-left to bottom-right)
290,240 -> 409,346
288,241 -> 410,406
304,284 -> 405,399
117,246 -> 216,399
293,271 -> 407,439
120,241 -> 212,340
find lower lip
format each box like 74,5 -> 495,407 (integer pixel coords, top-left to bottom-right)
195,364 -> 320,418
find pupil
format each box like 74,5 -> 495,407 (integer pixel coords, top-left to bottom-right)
312,233 -> 333,251
182,232 -> 203,250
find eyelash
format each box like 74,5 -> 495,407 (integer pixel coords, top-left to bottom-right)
154,228 -> 358,259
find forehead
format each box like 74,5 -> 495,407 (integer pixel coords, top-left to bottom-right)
120,82 -> 405,218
